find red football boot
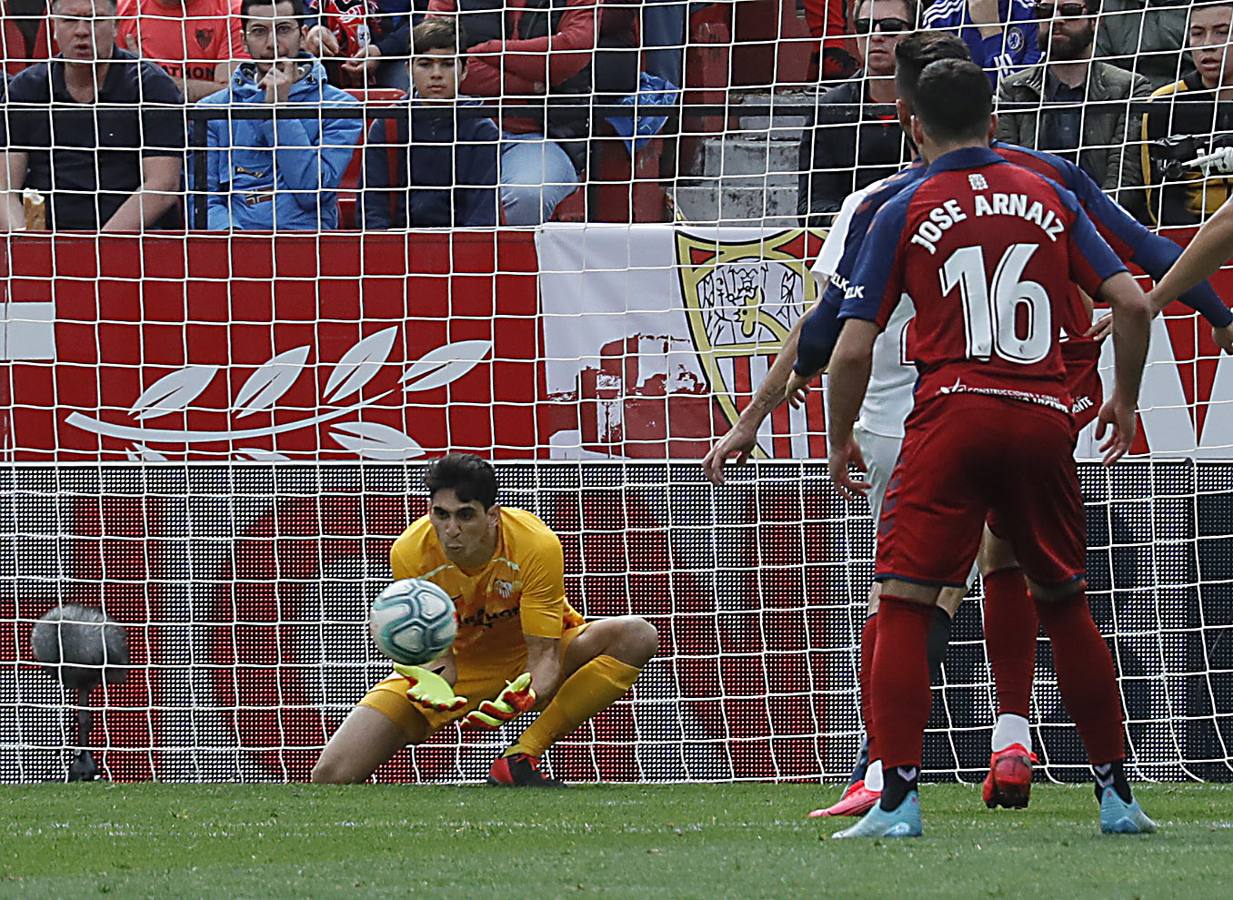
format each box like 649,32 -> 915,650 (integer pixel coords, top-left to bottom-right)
807,780 -> 880,818
983,744 -> 1036,809
487,752 -> 566,788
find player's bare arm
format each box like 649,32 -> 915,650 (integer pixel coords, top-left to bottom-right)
523,634 -> 562,707
1148,198 -> 1233,315
1139,200 -> 1233,353
822,320 -> 878,501
1085,199 -> 1233,352
702,296 -> 821,485
1094,271 -> 1153,466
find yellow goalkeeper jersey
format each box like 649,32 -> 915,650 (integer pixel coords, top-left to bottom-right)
389,507 -> 584,665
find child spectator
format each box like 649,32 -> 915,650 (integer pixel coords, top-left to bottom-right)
427,0 -> 640,225
362,18 -> 499,228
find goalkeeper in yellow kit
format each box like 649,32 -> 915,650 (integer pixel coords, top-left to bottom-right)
312,453 -> 659,786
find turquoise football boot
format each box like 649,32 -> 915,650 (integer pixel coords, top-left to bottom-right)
832,790 -> 922,839
1099,787 -> 1158,834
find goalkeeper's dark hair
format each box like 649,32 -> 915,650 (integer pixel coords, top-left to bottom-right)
424,453 -> 499,509
895,31 -> 971,107
912,59 -> 992,143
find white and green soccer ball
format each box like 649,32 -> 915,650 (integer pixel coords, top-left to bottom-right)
369,579 -> 457,666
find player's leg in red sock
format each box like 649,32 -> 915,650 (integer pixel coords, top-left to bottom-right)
870,596 -> 934,810
980,526 -> 1038,730
981,560 -> 1039,808
1033,586 -> 1130,799
983,566 -> 1037,729
858,610 -> 878,770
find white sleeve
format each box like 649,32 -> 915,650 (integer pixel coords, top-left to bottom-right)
811,185 -> 870,282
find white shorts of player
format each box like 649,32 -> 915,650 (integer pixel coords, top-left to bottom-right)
854,423 -> 980,591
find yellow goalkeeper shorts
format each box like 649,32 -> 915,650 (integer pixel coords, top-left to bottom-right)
359,623 -> 590,740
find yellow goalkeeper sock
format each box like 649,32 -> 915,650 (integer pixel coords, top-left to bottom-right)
507,655 -> 641,759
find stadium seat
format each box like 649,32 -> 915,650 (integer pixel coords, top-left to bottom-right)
732,0 -> 814,87
676,1 -> 815,177
551,132 -> 670,223
1,2 -> 51,76
337,88 -> 406,230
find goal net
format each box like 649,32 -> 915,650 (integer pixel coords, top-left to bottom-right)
1,2 -> 1232,783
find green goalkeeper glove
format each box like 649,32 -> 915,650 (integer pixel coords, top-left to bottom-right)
392,663 -> 468,714
462,672 -> 536,728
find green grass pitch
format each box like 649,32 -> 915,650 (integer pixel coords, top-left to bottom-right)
1,783 -> 1230,897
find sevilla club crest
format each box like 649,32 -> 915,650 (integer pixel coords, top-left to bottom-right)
676,229 -> 828,459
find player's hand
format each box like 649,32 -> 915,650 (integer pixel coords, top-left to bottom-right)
462,673 -> 536,729
828,437 -> 871,501
784,371 -> 813,409
702,421 -> 758,485
1094,395 -> 1136,466
1213,323 -> 1233,354
1086,312 -> 1113,342
392,663 -> 468,713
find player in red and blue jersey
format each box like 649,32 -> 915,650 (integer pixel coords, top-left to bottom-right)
706,32 -> 1232,822
824,57 -> 1156,839
774,31 -> 1233,821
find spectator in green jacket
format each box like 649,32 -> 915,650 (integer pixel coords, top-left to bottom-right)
997,0 -> 1151,215
1094,0 -> 1190,90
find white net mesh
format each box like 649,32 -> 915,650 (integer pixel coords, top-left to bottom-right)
1,1 -> 1232,782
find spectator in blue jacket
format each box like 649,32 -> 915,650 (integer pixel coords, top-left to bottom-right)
197,0 -> 364,230
362,17 -> 499,228
921,0 -> 1041,84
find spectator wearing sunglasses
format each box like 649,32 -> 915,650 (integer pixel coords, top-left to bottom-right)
996,0 -> 1150,213
797,0 -> 916,227
921,0 -> 1040,84
1139,0 -> 1233,225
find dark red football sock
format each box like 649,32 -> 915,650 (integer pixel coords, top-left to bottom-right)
859,614 -> 878,763
983,567 -> 1037,718
870,597 -> 933,770
1035,591 -> 1125,765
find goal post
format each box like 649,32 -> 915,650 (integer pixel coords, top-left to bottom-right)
1,228 -> 1230,784
4,0 -> 1233,782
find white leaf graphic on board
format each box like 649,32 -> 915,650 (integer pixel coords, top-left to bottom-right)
130,366 -> 218,420
126,443 -> 168,462
323,328 -> 398,404
236,448 -> 291,462
400,340 -> 492,393
330,422 -> 424,460
233,346 -> 310,418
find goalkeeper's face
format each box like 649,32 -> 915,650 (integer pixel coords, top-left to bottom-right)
429,489 -> 500,567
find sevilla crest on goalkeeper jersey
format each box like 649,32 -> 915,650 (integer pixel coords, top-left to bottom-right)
838,146 -> 1126,417
389,507 -> 583,665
